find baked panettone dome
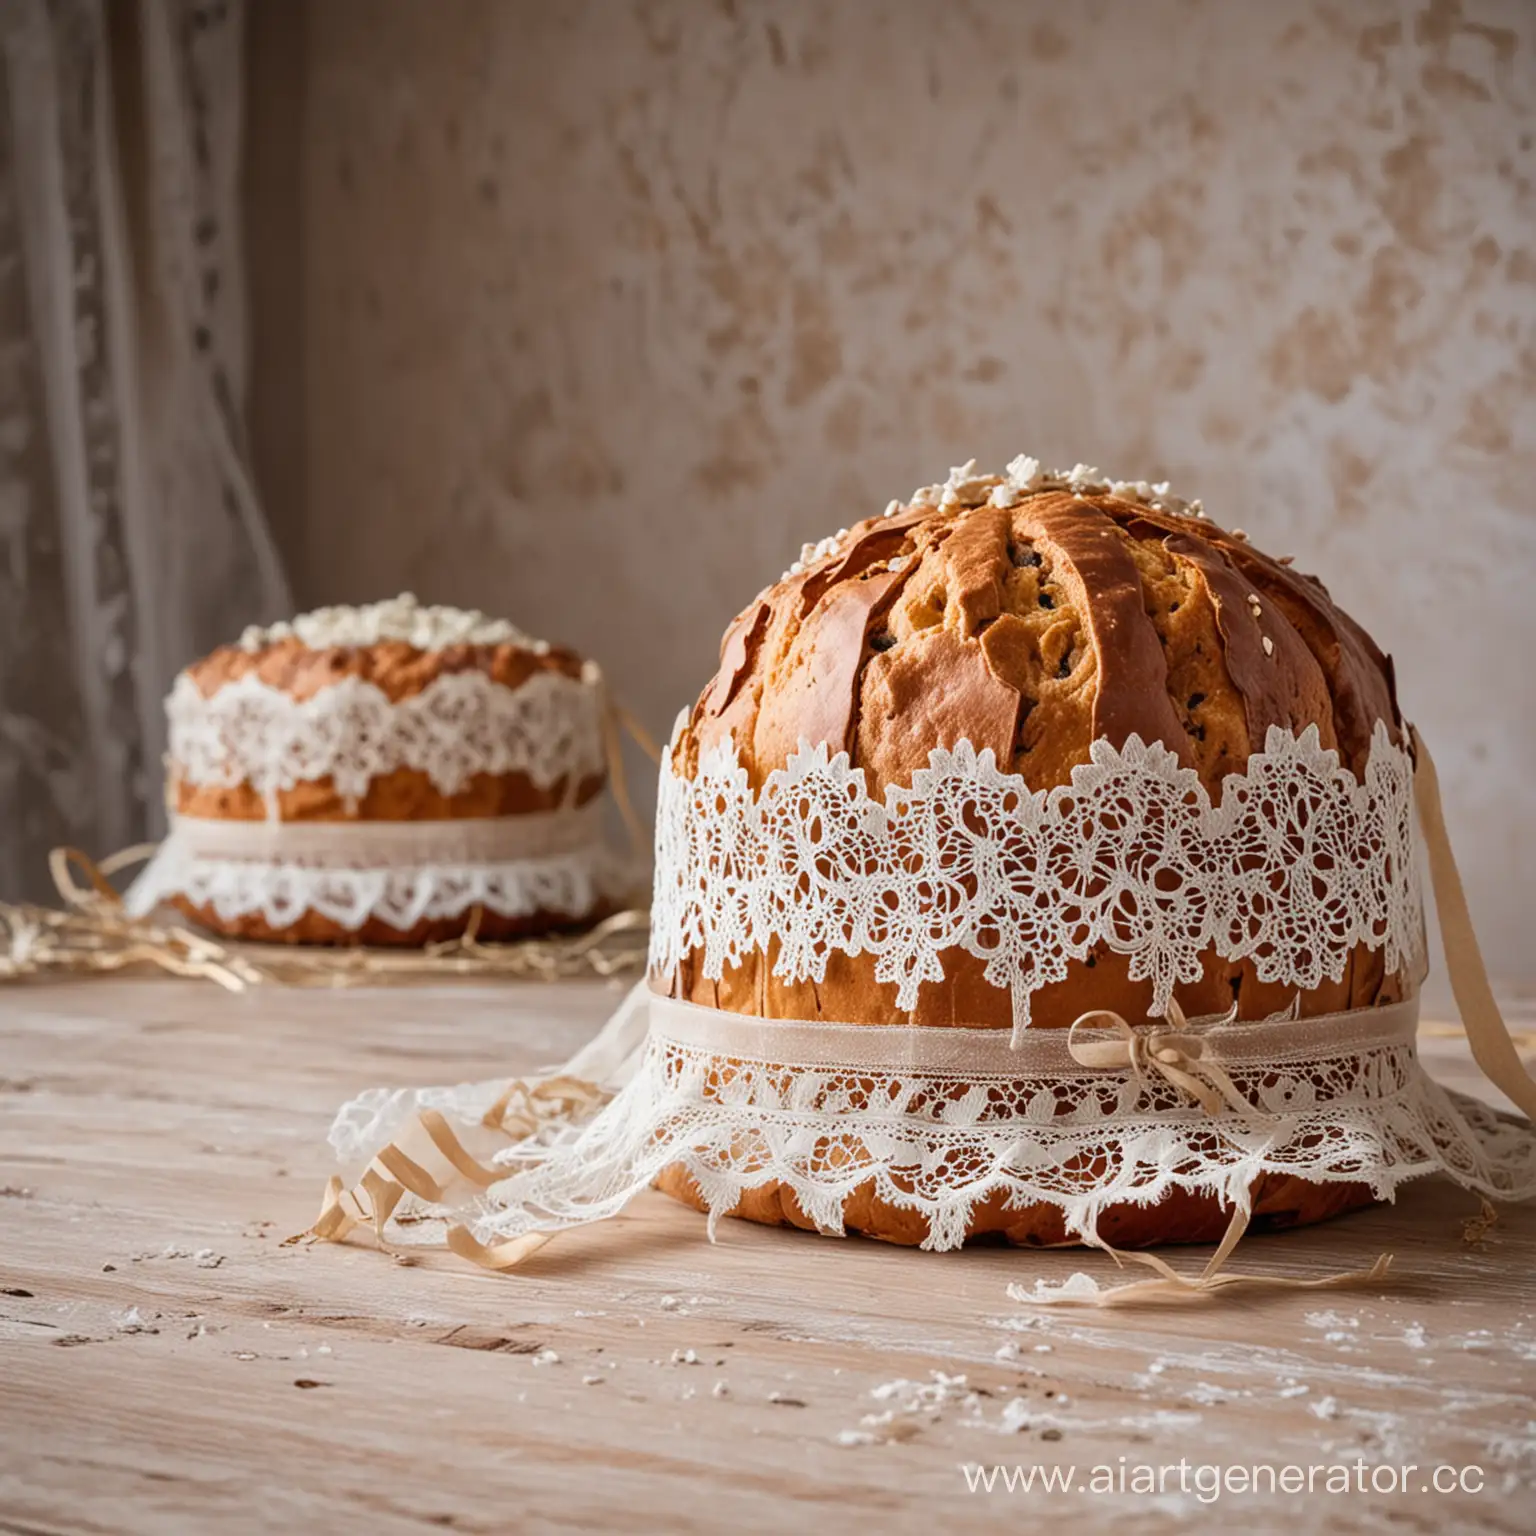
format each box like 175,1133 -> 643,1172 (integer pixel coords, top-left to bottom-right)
126,594 -> 625,945
655,458 -> 1410,1245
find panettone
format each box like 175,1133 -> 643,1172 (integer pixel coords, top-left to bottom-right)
655,459 -> 1404,1245
312,460 -> 1536,1294
126,594 -> 627,945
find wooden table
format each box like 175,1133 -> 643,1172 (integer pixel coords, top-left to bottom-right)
1,979 -> 1532,1534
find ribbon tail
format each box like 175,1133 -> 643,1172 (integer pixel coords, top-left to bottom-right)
1412,728 -> 1536,1122
302,985 -> 656,1260
1017,1201 -> 1394,1307
445,1225 -> 557,1271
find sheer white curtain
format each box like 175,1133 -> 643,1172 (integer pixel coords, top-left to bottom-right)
0,0 -> 289,901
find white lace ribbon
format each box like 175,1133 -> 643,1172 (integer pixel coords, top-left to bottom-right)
168,666 -> 606,803
123,809 -> 630,932
650,722 -> 1426,1043
318,985 -> 1536,1270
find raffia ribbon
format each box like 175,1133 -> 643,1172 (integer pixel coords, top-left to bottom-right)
302,1090 -> 586,1270
297,1076 -> 618,1270
293,979 -> 654,1266
602,696 -> 661,862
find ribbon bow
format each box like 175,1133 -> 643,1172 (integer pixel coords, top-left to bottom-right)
1048,994 -> 1397,1305
1066,997 -> 1252,1118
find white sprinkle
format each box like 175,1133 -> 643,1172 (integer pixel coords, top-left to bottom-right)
712,1380 -> 730,1398
193,1248 -> 224,1269
1310,1395 -> 1340,1420
883,500 -> 901,518
671,1348 -> 700,1365
994,1340 -> 1021,1361
941,458 -> 996,508
658,1295 -> 681,1311
1262,635 -> 1275,656
836,1430 -> 879,1447
582,1374 -> 604,1386
237,593 -> 547,655
531,1349 -> 561,1366
1007,1272 -> 1103,1305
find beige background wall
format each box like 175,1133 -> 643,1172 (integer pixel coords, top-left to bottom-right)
248,0 -> 1536,983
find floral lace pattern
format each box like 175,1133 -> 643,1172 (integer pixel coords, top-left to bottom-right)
168,668 -> 606,804
126,837 -> 630,932
651,724 -> 1424,1039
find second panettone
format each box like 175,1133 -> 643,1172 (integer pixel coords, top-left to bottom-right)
126,594 -> 628,945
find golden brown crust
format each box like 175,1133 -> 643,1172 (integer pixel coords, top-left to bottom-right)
687,489 -> 1400,798
654,1164 -> 1378,1249
660,480 -> 1405,1247
174,768 -> 604,824
182,636 -> 586,705
169,895 -> 615,948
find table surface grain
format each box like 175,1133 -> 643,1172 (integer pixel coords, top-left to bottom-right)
1,978 -> 1533,1536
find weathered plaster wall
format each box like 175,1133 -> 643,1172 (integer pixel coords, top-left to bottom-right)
254,0 -> 1536,980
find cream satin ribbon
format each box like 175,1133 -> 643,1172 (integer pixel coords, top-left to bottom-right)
161,802 -> 605,866
644,992 -> 1422,1073
302,725 -> 1536,1301
1410,727 -> 1536,1122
